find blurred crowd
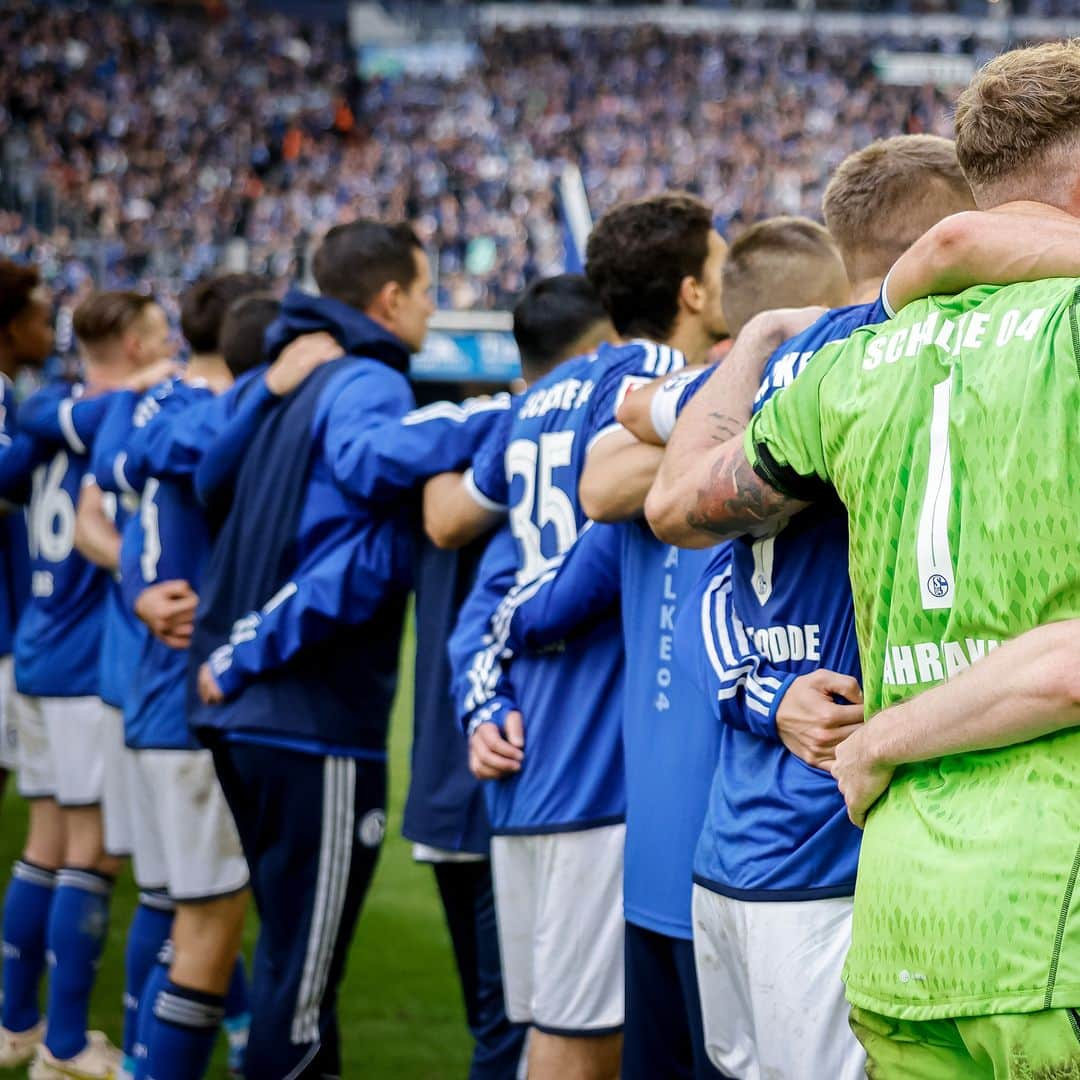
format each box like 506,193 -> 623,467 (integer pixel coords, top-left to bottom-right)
0,1 -> 1014,316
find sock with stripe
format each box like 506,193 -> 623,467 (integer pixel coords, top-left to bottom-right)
222,955 -> 250,1073
142,980 -> 224,1080
133,950 -> 170,1079
122,893 -> 174,1074
1,859 -> 56,1033
43,867 -> 114,1060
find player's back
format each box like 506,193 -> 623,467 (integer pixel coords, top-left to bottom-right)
770,277 -> 1080,1019
15,384 -> 106,698
498,351 -> 603,582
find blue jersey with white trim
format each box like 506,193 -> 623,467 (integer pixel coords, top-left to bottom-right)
0,377 -> 29,657
506,518 -> 718,937
92,391 -> 146,710
678,301 -> 885,897
450,524 -> 624,834
120,379 -> 218,749
459,341 -> 682,830
11,383 -> 110,697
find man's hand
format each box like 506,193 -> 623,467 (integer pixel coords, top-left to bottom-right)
126,358 -> 183,393
197,662 -> 225,705
135,579 -> 199,649
468,712 -> 525,780
775,669 -> 864,769
265,332 -> 344,396
830,721 -> 895,828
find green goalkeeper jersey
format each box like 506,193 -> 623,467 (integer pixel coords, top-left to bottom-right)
746,278 -> 1080,1021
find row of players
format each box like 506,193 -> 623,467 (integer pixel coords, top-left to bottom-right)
0,37 -> 1079,1080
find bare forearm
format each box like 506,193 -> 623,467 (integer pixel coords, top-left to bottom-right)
74,484 -> 121,570
865,621 -> 1080,768
646,311 -> 815,545
423,472 -> 498,549
580,432 -> 664,522
887,205 -> 1080,313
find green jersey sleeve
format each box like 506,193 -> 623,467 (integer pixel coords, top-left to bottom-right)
744,343 -> 842,503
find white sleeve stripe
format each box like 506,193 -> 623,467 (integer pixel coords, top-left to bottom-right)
585,422 -> 624,453
746,677 -> 775,707
746,697 -> 770,716
701,575 -> 754,689
880,266 -> 897,319
463,468 -> 507,513
112,452 -> 137,496
58,399 -> 87,454
463,561 -> 562,712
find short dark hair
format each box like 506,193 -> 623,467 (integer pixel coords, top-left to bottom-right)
219,294 -> 280,377
585,193 -> 713,340
312,220 -> 424,311
0,260 -> 42,329
512,274 -> 609,380
180,273 -> 264,354
72,290 -> 157,346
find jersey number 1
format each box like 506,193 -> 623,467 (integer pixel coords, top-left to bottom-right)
916,375 -> 956,610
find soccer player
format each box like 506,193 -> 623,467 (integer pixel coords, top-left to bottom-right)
190,220 -> 433,1078
513,212 -> 849,1080
625,136 -> 976,1080
401,274 -> 610,1078
0,261 -> 50,822
648,40 -> 1080,1078
96,278 -> 270,1080
0,290 -> 169,1077
0,261 -> 52,1068
435,193 -> 726,1080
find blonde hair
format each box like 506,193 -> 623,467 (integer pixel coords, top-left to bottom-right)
721,217 -> 849,337
954,40 -> 1080,207
823,135 -> 974,283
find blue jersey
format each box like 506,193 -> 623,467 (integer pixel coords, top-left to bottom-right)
459,341 -> 681,832
91,390 -> 146,710
678,300 -> 886,898
506,517 -> 718,936
119,379 -> 220,749
0,377 -> 29,657
191,293 -> 416,755
9,383 -> 110,698
358,395 -> 510,854
449,524 -> 624,833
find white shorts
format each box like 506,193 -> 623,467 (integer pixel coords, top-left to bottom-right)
101,704 -> 134,857
491,823 -> 625,1035
0,655 -> 18,771
12,693 -> 106,805
692,886 -> 865,1080
128,747 -> 249,901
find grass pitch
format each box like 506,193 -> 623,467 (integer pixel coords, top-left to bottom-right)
0,620 -> 475,1077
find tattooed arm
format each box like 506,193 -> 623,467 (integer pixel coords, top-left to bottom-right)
645,307 -> 822,547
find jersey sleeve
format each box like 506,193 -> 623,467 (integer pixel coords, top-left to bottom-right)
675,545 -> 794,741
584,346 -> 683,450
463,409 -> 511,511
193,376 -> 279,508
17,385 -> 113,455
448,528 -> 521,735
651,368 -> 714,443
207,518 -> 412,700
332,394 -> 510,504
90,392 -> 139,495
506,522 -> 622,651
744,343 -> 842,503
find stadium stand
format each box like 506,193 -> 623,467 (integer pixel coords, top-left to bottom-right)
4,0 -> 1073,329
